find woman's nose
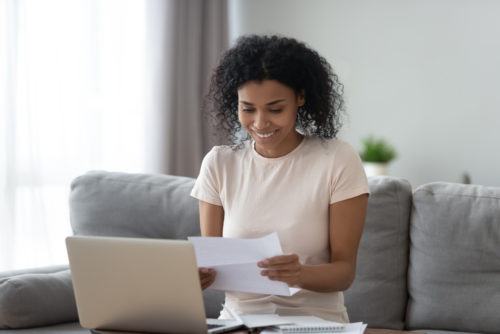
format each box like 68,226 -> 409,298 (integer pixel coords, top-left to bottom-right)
253,111 -> 269,129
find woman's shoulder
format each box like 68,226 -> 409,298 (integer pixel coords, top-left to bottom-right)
208,144 -> 233,155
210,141 -> 251,154
203,141 -> 251,164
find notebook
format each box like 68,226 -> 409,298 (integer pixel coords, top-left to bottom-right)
66,236 -> 244,334
224,304 -> 345,332
276,321 -> 345,333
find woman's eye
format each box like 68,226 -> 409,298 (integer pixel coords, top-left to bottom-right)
270,109 -> 282,113
241,108 -> 255,113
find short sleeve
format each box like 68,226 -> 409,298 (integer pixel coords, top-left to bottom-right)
329,142 -> 370,204
190,147 -> 223,206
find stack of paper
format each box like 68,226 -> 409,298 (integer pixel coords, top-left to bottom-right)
223,304 -> 367,334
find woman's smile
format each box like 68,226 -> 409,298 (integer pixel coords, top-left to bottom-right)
237,80 -> 305,158
252,129 -> 278,140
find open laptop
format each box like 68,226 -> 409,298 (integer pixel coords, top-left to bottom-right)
66,236 -> 243,334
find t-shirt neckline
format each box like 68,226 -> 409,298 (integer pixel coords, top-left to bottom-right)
250,136 -> 308,162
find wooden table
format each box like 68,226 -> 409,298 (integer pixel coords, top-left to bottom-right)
365,329 -> 425,334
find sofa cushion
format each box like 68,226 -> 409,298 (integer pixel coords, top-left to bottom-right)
70,171 -> 200,239
407,182 -> 500,334
0,267 -> 78,329
344,176 -> 412,329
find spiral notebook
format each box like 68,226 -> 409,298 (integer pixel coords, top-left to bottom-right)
276,322 -> 345,332
223,304 -> 347,333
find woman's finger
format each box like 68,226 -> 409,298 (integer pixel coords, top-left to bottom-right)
258,254 -> 299,267
261,269 -> 300,276
260,262 -> 301,271
199,267 -> 216,290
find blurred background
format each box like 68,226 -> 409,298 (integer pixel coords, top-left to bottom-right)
1,0 -> 499,270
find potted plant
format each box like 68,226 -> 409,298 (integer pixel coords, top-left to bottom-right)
359,135 -> 397,177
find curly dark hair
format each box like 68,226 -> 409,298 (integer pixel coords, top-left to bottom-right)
205,34 -> 344,145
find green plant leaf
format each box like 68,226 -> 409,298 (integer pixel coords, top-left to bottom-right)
359,135 -> 397,163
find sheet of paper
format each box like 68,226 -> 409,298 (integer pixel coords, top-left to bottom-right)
188,233 -> 300,296
341,322 -> 367,334
189,233 -> 283,266
277,315 -> 343,325
222,304 -> 304,329
240,314 -> 293,328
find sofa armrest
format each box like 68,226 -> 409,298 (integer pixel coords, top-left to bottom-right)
0,265 -> 78,329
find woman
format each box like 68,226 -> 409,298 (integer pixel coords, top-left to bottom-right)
191,35 -> 369,322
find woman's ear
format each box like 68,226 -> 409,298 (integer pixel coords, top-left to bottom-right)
297,89 -> 306,107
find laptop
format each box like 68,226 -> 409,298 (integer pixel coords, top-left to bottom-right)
66,236 -> 243,334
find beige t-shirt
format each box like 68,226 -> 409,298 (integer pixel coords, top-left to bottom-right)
191,136 -> 369,322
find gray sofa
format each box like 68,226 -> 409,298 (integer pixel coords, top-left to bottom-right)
1,171 -> 499,334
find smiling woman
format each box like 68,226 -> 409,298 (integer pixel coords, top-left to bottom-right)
192,35 -> 370,323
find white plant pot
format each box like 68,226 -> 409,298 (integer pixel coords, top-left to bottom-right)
363,162 -> 389,177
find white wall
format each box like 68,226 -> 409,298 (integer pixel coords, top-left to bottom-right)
228,0 -> 500,187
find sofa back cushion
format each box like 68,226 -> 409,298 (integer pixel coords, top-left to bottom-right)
70,171 -> 200,239
344,176 -> 412,329
407,182 -> 500,334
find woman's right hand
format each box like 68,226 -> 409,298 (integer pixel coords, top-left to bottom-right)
199,267 -> 216,290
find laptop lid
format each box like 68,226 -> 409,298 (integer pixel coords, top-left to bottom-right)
66,236 -> 240,334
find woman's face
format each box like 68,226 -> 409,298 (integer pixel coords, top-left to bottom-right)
237,80 -> 305,158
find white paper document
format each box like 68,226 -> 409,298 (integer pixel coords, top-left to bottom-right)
342,322 -> 367,334
188,233 -> 300,296
222,304 -> 293,328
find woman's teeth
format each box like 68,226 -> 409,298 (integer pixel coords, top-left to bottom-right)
255,131 -> 275,138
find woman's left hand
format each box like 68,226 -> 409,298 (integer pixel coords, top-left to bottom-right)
258,254 -> 303,287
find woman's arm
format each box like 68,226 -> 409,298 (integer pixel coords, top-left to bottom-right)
198,200 -> 224,289
199,200 -> 224,237
259,193 -> 368,292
